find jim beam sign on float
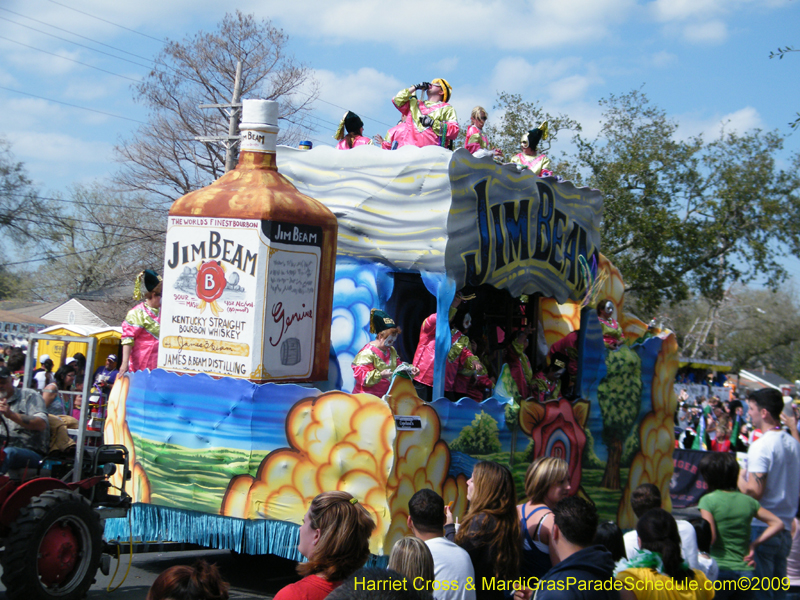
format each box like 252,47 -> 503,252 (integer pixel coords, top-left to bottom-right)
157,217 -> 321,380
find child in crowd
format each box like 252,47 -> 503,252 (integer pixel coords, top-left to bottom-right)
146,560 -> 228,600
593,521 -> 626,563
388,537 -> 435,600
615,509 -> 713,600
691,518 -> 719,581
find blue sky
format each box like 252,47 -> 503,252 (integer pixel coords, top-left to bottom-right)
1,0 -> 798,277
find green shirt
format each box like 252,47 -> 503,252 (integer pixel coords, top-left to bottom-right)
698,489 -> 761,570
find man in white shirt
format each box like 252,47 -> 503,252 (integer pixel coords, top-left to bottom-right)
623,483 -> 699,570
739,388 -> 800,600
408,489 -> 475,600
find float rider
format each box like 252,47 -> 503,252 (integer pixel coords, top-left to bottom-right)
510,121 -> 553,176
378,79 -> 459,149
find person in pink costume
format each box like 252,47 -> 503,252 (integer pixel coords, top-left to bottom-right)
464,106 -> 503,158
414,294 -> 485,401
377,78 -> 459,149
334,111 -> 373,150
352,309 -> 418,397
510,122 -> 553,176
119,269 -> 162,375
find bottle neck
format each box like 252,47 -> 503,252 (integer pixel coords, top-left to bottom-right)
237,151 -> 277,171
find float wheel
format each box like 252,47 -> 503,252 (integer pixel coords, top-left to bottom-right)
1,489 -> 103,600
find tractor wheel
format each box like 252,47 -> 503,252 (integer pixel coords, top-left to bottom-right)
1,489 -> 103,600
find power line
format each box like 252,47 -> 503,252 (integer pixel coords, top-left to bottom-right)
4,191 -> 170,214
0,15 -> 154,70
0,85 -> 147,124
0,6 -> 160,61
3,5 -> 393,134
0,34 -> 141,83
0,233 -> 162,268
11,214 -> 166,237
42,0 -> 166,44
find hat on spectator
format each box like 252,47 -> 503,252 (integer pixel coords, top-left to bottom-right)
107,354 -> 117,361
40,354 -> 51,364
65,357 -> 76,365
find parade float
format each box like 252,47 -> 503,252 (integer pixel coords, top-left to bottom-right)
103,100 -> 679,560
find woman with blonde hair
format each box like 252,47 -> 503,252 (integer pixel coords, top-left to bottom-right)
518,456 -> 572,578
445,460 -> 520,599
464,106 -> 502,158
388,536 -> 435,599
274,491 -> 376,600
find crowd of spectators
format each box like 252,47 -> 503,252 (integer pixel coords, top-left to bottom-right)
674,390 -> 800,452
135,386 -> 800,600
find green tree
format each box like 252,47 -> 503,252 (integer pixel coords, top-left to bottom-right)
483,92 -> 581,160
562,90 -> 800,313
664,285 -> 800,378
450,411 -> 502,455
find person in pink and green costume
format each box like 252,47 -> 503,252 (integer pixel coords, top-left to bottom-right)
352,309 -> 419,397
119,269 -> 162,375
510,122 -> 553,176
413,294 -> 486,402
377,79 -> 459,149
334,111 -> 373,150
464,106 -> 502,158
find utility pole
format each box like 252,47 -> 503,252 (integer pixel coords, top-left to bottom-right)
197,60 -> 243,173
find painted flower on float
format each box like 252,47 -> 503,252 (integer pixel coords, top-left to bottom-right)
520,397 -> 589,493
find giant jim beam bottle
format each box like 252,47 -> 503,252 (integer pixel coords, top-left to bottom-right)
157,99 -> 338,382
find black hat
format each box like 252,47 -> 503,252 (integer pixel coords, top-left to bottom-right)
335,111 -> 365,140
134,269 -> 162,300
369,309 -> 396,334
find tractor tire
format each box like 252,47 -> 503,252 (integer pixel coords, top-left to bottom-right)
1,489 -> 103,600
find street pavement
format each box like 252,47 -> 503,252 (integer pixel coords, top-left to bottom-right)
0,547 -> 301,600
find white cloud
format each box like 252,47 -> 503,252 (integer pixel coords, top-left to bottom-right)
677,106 -> 764,140
244,0 -> 633,51
649,51 -> 678,68
683,20 -> 727,44
3,129 -> 113,186
548,74 -> 603,104
489,57 -> 583,97
650,0 -> 724,22
432,56 -> 459,73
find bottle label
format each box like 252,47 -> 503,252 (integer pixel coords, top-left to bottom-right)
157,216 -> 322,381
158,217 -> 261,379
240,128 -> 277,154
259,221 -> 322,379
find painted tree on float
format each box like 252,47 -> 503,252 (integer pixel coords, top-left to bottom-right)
597,347 -> 642,490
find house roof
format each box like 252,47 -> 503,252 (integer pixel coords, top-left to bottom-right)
739,369 -> 793,390
0,309 -> 58,326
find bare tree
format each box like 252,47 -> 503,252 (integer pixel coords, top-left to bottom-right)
115,11 -> 318,205
30,182 -> 167,301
